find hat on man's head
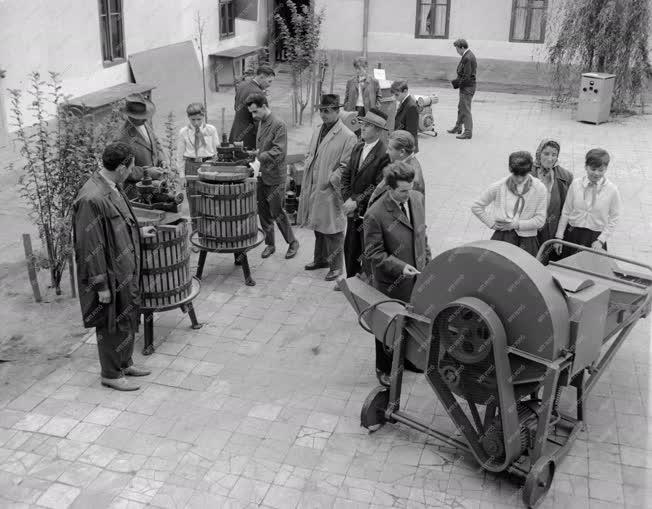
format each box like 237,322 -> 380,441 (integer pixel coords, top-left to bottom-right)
122,94 -> 156,120
358,108 -> 388,131
318,94 -> 344,110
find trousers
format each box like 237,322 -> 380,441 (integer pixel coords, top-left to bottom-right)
314,231 -> 344,270
455,88 -> 475,133
95,327 -> 135,379
257,180 -> 297,247
344,217 -> 365,277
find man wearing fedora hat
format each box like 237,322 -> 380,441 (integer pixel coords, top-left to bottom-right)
114,94 -> 167,198
298,94 -> 357,281
341,108 -> 390,279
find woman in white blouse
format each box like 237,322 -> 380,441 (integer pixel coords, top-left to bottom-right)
554,148 -> 621,258
471,151 -> 548,257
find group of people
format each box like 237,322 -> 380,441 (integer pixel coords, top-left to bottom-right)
71,43 -> 620,392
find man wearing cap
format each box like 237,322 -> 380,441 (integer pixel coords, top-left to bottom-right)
341,108 -> 390,278
114,94 -> 167,198
298,94 -> 357,281
448,39 -> 477,140
230,65 -> 276,150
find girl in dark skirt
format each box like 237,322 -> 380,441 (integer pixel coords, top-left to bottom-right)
555,148 -> 621,258
471,151 -> 548,257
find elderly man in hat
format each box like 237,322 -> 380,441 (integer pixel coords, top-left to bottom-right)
341,108 -> 390,278
73,142 -> 156,391
298,94 -> 357,281
114,94 -> 168,198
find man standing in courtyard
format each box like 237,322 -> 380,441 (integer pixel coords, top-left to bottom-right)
230,65 -> 276,149
73,142 -> 156,391
448,39 -> 477,140
298,94 -> 357,281
246,93 -> 300,259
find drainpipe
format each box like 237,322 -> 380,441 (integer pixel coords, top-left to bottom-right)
362,0 -> 370,57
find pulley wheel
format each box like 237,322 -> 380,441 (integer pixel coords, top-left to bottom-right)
523,458 -> 555,508
436,301 -> 493,364
360,386 -> 390,432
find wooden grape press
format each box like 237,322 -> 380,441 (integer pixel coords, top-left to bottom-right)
186,138 -> 264,286
131,183 -> 203,355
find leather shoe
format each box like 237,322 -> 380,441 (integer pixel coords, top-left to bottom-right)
261,245 -> 276,258
324,269 -> 342,281
124,366 -> 151,377
285,240 -> 300,259
376,370 -> 391,388
101,377 -> 140,391
456,132 -> 472,140
447,126 -> 462,134
304,261 -> 329,270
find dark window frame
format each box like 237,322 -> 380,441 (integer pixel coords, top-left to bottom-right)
414,0 -> 451,40
98,0 -> 126,67
509,0 -> 548,44
219,0 -> 236,39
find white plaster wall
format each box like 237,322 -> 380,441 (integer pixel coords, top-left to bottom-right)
0,0 -> 268,130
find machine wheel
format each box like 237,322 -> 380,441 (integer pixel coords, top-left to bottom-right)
360,386 -> 390,431
523,458 -> 555,508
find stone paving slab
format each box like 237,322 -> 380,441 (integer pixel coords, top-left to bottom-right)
1,89 -> 651,508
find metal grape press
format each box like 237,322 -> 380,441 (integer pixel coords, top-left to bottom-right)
339,240 -> 651,507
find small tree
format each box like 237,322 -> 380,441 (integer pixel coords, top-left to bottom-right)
274,1 -> 326,125
194,11 -> 208,122
7,72 -> 122,295
163,112 -> 181,190
547,0 -> 651,112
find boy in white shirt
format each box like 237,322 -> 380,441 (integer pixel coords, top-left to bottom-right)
555,148 -> 621,258
176,103 -> 220,185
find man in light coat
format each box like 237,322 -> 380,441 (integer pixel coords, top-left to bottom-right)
298,94 -> 357,281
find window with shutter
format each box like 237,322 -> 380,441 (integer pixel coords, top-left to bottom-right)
509,0 -> 548,43
415,0 -> 451,39
98,0 -> 126,65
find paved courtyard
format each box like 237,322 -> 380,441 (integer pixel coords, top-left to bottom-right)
0,86 -> 651,509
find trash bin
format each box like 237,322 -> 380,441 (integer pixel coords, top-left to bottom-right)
577,72 -> 616,125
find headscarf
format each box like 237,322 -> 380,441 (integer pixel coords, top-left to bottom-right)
533,139 -> 561,191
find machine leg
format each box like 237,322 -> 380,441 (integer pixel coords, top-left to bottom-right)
142,312 -> 155,355
195,250 -> 207,280
574,371 -> 585,422
387,327 -> 407,420
240,252 -> 256,286
185,302 -> 203,330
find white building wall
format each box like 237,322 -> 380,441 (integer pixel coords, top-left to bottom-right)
0,0 -> 267,131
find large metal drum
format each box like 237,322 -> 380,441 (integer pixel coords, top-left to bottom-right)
141,218 -> 192,308
193,168 -> 258,251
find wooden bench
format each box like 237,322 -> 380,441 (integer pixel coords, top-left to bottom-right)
65,82 -> 156,118
208,46 -> 264,92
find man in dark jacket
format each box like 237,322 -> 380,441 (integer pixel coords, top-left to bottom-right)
343,57 -> 382,117
73,142 -> 157,391
229,65 -> 276,149
114,95 -> 167,198
391,80 -> 420,153
341,108 -> 390,278
448,39 -> 477,140
364,161 -> 431,386
246,93 -> 299,259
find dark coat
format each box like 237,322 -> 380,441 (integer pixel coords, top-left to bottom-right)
341,140 -> 390,218
114,120 -> 165,198
394,95 -> 420,152
344,76 -> 382,112
229,79 -> 265,149
256,112 -> 287,186
364,190 -> 431,302
73,173 -> 142,333
452,50 -> 477,92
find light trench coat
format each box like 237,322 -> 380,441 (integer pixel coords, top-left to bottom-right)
298,119 -> 357,234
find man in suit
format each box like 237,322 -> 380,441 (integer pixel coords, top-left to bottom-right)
73,142 -> 157,391
114,95 -> 167,199
448,39 -> 477,140
229,65 -> 275,149
364,161 -> 431,386
298,95 -> 357,281
344,57 -> 381,118
391,80 -> 420,153
246,93 -> 299,260
341,108 -> 390,278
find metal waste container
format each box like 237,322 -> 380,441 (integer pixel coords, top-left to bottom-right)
577,72 -> 616,124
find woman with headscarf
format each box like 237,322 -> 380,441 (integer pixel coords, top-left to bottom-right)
532,139 -> 573,262
471,151 -> 547,257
